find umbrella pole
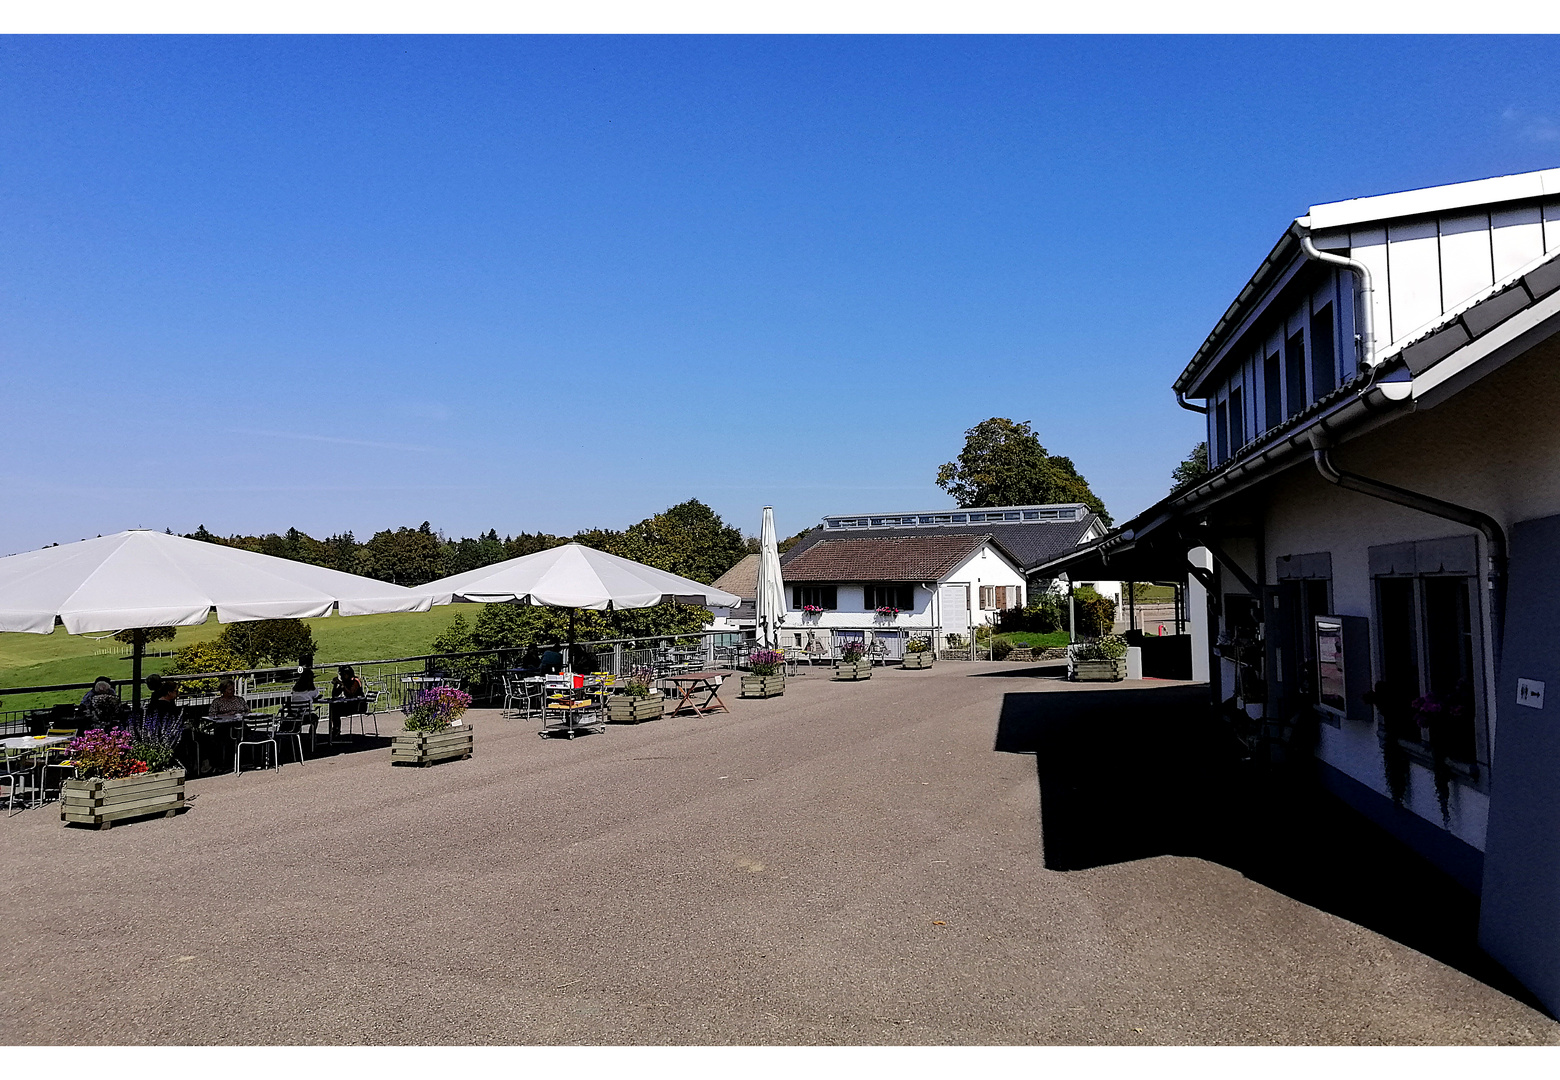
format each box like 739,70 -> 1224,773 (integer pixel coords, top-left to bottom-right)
131,633 -> 144,718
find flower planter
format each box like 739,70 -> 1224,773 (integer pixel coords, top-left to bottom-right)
1073,658 -> 1128,682
608,693 -> 665,723
901,652 -> 933,669
833,658 -> 872,681
61,767 -> 185,830
391,726 -> 473,767
741,674 -> 786,698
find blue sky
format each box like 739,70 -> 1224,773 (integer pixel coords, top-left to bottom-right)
3,35 -> 1558,554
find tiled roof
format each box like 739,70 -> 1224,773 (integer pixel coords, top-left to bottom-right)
712,553 -> 759,600
781,514 -> 1098,574
778,535 -> 1004,583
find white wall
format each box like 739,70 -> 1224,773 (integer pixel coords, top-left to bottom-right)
1256,332 -> 1560,850
941,543 -> 1029,629
1188,547 -> 1211,684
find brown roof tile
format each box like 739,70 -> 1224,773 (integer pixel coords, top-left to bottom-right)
712,553 -> 760,600
779,535 -> 998,583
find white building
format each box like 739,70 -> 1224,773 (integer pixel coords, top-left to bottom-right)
1037,165 -> 1560,1015
776,503 -> 1114,656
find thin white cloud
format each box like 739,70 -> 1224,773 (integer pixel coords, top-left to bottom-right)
234,429 -> 442,453
1501,106 -> 1560,144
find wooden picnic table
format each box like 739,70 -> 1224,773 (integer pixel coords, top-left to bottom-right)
661,671 -> 733,717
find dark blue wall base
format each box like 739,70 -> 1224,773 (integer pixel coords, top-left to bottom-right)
1316,759 -> 1485,895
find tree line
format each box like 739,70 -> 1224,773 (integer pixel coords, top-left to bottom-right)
186,498 -> 756,589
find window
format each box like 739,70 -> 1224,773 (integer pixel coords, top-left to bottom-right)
1284,330 -> 1306,419
792,585 -> 837,610
1215,399 -> 1229,464
865,583 -> 914,611
1369,537 -> 1484,768
1264,351 -> 1283,430
979,585 -> 1020,610
1228,386 -> 1246,453
1310,303 -> 1337,398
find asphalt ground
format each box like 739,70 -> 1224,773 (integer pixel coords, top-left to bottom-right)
2,660 -> 1555,1045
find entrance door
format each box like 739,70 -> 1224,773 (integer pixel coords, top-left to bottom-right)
939,584 -> 970,641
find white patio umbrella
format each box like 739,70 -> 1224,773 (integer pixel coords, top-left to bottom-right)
423,542 -> 741,642
0,529 -> 444,713
754,506 -> 786,650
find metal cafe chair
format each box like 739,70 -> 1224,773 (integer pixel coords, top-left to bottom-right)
2,748 -> 42,815
234,715 -> 280,775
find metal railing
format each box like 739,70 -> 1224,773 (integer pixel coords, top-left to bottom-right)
0,629 -> 763,722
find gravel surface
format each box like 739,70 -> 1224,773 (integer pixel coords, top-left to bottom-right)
2,661 -> 1554,1045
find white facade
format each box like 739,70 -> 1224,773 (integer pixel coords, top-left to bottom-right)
775,539 -> 1028,655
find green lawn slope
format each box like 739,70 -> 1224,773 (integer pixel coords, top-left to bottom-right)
0,604 -> 478,713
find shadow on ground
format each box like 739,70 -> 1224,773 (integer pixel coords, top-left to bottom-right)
993,677 -> 1542,1011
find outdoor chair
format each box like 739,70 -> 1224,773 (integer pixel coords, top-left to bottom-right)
501,674 -> 526,718
273,704 -> 315,764
2,748 -> 41,815
234,715 -> 280,775
343,690 -> 380,739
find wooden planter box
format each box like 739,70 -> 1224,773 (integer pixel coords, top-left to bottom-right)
1073,658 -> 1128,682
61,768 -> 185,830
741,674 -> 786,698
901,652 -> 933,669
391,725 -> 473,767
833,658 -> 872,681
608,693 -> 665,723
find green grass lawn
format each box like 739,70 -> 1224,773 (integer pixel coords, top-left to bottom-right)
994,631 -> 1071,649
0,604 -> 479,713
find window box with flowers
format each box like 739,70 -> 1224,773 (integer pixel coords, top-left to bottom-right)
60,722 -> 186,830
608,667 -> 665,723
391,686 -> 474,766
833,640 -> 872,681
741,650 -> 787,698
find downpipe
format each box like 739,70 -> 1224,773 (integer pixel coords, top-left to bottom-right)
1310,433 -> 1505,664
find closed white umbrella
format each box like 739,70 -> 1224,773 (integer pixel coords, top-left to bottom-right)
0,529 -> 444,712
755,506 -> 785,650
426,542 -> 740,611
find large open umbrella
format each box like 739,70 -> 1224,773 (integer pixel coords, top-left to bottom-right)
423,542 -> 741,643
754,506 -> 785,649
0,529 -> 444,714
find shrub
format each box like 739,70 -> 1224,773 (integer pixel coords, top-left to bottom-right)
1075,634 -> 1128,661
67,728 -> 148,780
905,636 -> 931,654
990,639 -> 1013,661
838,639 -> 867,662
622,666 -> 655,698
217,619 -> 315,669
163,640 -> 243,695
403,686 -> 473,733
749,649 -> 784,676
944,633 -> 966,648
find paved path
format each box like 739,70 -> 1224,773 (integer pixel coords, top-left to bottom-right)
2,662 -> 1554,1044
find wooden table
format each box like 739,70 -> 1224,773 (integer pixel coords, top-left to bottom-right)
662,671 -> 733,717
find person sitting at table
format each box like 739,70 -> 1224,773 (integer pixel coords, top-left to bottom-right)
516,645 -> 542,673
79,674 -> 114,708
539,642 -> 564,675
144,683 -> 180,722
209,679 -> 247,719
330,665 -> 364,700
81,678 -> 122,728
292,663 -> 319,703
572,642 -> 599,674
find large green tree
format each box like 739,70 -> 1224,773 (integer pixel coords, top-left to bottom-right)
936,418 -> 1112,526
363,522 -> 446,586
1169,441 -> 1209,493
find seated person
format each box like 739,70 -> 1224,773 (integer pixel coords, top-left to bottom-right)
539,643 -> 564,675
209,679 -> 248,719
572,644 -> 599,674
292,664 -> 320,704
80,674 -> 115,708
516,645 -> 542,673
330,665 -> 364,700
144,683 -> 180,722
82,678 -> 123,728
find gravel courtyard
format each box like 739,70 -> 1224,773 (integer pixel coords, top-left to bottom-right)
2,660 -> 1554,1045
